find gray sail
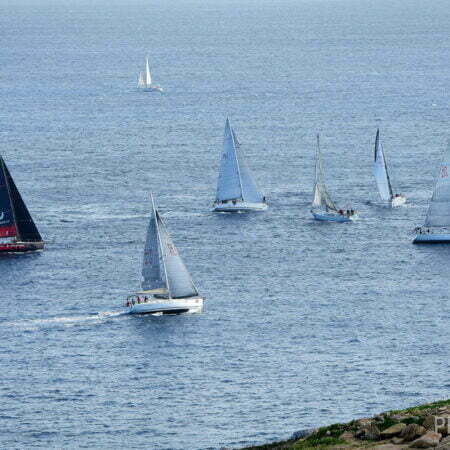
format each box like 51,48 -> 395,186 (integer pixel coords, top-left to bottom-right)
215,119 -> 243,201
156,212 -> 198,299
233,129 -> 264,203
373,129 -> 393,201
141,196 -> 165,291
312,134 -> 337,211
424,141 -> 450,227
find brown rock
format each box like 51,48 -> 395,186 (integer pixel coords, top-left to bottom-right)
424,416 -> 439,431
400,424 -> 427,442
381,423 -> 407,439
410,431 -> 442,448
357,422 -> 381,440
391,437 -> 405,444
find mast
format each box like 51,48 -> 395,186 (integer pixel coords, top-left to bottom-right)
151,194 -> 171,298
229,120 -> 244,199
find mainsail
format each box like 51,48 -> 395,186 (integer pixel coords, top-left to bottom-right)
141,195 -> 198,299
0,157 -> 41,242
141,197 -> 164,291
373,129 -> 393,201
215,118 -> 263,203
424,141 -> 450,227
312,135 -> 337,211
138,72 -> 145,87
145,58 -> 152,86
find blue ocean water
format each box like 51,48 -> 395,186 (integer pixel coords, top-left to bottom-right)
0,0 -> 449,448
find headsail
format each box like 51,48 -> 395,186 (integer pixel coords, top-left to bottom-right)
156,211 -> 198,299
424,141 -> 450,227
216,118 -> 243,201
1,158 -> 41,242
233,128 -> 264,203
0,158 -> 17,238
145,58 -> 152,86
141,196 -> 165,291
312,135 -> 337,211
373,129 -> 393,201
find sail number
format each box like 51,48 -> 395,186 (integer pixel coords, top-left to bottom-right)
441,166 -> 448,178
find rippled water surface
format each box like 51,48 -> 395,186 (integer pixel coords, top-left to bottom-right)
1,0 -> 449,448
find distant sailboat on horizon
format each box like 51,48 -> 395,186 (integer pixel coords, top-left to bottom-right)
213,118 -> 268,212
311,134 -> 357,222
137,57 -> 163,92
0,155 -> 44,253
372,129 -> 406,207
414,141 -> 450,244
125,194 -> 203,315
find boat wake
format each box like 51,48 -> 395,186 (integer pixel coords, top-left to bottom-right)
5,310 -> 127,330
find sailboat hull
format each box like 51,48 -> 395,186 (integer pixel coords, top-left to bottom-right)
413,232 -> 450,244
391,195 -> 406,207
127,297 -> 203,315
312,211 -> 356,222
0,241 -> 44,254
213,201 -> 267,212
139,85 -> 163,92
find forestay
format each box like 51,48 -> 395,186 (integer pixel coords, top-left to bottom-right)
373,129 -> 393,201
156,213 -> 198,299
424,142 -> 450,227
312,135 -> 337,211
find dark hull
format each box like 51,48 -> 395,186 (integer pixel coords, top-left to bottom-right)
0,241 -> 44,253
413,240 -> 450,244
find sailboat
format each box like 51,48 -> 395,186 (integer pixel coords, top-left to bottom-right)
137,57 -> 163,92
414,141 -> 450,244
373,129 -> 406,207
213,118 -> 268,212
125,195 -> 203,315
311,134 -> 357,222
0,156 -> 44,253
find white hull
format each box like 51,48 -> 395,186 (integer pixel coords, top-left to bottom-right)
127,297 -> 203,315
391,195 -> 406,207
413,232 -> 450,244
213,201 -> 267,212
139,85 -> 163,92
312,210 -> 357,222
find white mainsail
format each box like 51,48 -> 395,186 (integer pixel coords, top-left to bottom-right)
373,129 -> 393,201
145,58 -> 152,86
424,141 -> 450,227
138,72 -> 145,87
215,118 -> 263,203
312,134 -> 337,211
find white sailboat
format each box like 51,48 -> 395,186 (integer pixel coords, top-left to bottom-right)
213,118 -> 268,212
414,141 -> 450,244
125,195 -> 203,315
311,134 -> 357,222
137,57 -> 163,92
373,129 -> 406,207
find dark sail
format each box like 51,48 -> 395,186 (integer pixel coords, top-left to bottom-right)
2,159 -> 42,242
0,159 -> 17,238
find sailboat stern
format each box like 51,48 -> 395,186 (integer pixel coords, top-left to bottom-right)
0,240 -> 44,253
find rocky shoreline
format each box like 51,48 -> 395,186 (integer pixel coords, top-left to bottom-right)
239,399 -> 450,450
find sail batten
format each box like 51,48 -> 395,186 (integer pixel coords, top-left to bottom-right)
312,135 -> 337,212
424,142 -> 450,227
373,129 -> 393,201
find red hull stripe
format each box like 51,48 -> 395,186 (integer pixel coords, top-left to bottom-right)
0,225 -> 17,237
